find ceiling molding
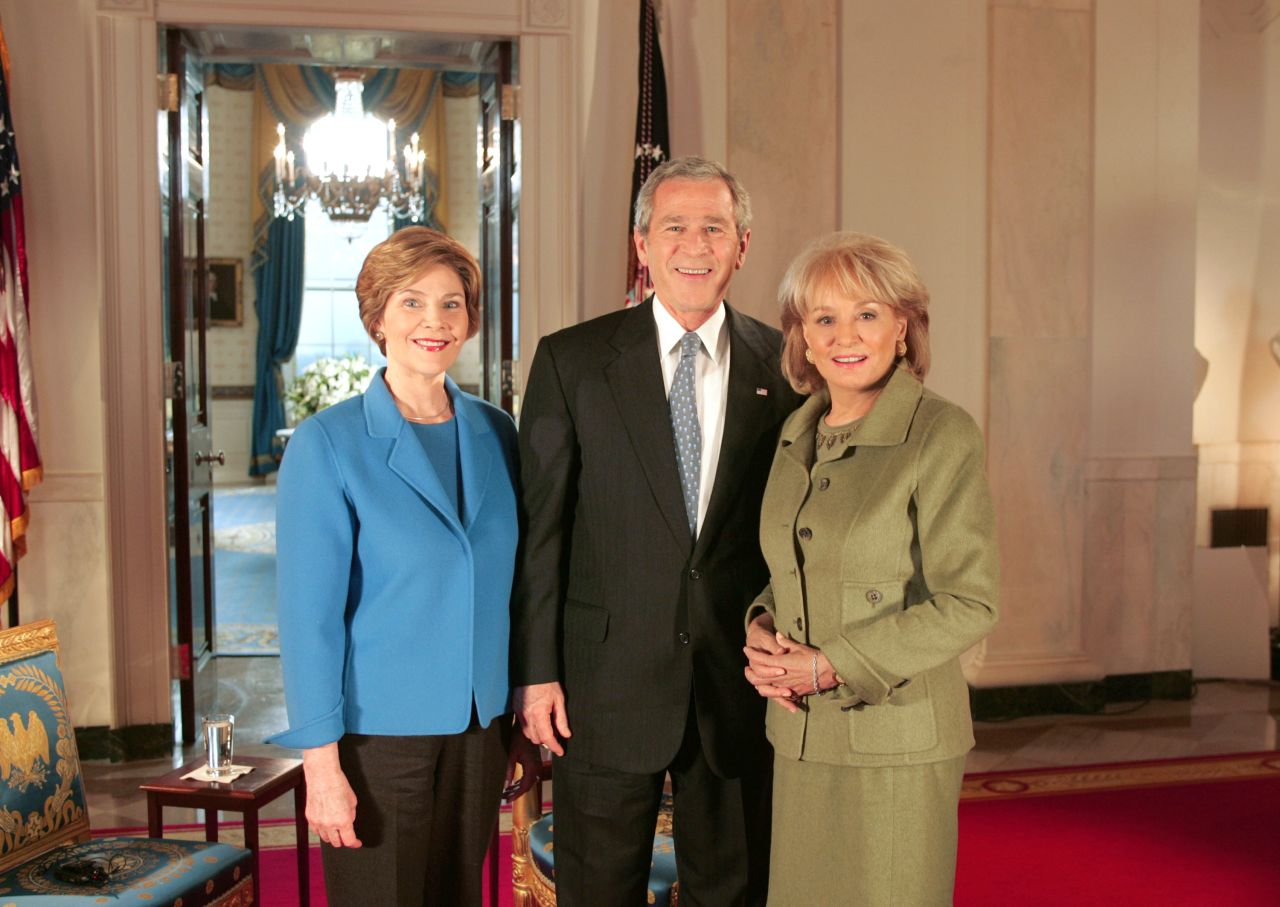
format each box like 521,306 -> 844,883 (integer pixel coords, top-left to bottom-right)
189,26 -> 490,70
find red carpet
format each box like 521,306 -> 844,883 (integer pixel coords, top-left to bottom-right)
956,752 -> 1280,906
97,753 -> 1280,905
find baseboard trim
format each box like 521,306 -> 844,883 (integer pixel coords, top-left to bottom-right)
75,723 -> 174,761
970,670 -> 1194,722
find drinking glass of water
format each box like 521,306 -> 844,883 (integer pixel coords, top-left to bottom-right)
202,713 -> 235,777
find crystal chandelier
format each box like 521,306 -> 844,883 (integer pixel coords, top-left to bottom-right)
272,73 -> 426,225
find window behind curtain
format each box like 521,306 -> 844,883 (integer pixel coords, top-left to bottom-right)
284,205 -> 392,384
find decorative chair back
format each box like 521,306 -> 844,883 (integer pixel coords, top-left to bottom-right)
0,620 -> 91,874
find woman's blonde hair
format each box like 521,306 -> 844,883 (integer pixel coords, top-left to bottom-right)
356,226 -> 482,354
778,231 -> 931,394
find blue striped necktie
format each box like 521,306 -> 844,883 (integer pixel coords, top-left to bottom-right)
669,331 -> 702,536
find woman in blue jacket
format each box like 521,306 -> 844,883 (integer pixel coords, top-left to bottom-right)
268,227 -> 535,906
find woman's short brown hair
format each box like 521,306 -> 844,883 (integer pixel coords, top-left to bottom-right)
778,231 -> 931,395
356,226 -> 482,353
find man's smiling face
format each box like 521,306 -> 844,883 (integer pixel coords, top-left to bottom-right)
634,177 -> 750,330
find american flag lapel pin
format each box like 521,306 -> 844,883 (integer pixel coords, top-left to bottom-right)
756,387 -> 769,396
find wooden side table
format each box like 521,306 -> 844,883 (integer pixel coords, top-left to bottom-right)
140,754 -> 309,906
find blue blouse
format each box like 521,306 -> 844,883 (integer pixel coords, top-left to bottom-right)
409,418 -> 461,517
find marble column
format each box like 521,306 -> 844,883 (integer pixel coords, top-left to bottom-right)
1084,0 -> 1198,676
726,0 -> 839,325
973,0 -> 1102,687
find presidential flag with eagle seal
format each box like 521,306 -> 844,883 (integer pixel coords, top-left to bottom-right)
0,21 -> 42,607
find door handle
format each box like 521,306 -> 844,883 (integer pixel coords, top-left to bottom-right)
195,450 -> 226,467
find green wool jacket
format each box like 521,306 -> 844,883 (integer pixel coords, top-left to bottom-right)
749,366 -> 999,767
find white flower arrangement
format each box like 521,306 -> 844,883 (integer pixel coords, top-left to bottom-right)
285,354 -> 375,424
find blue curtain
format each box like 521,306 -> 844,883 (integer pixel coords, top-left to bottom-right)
248,216 -> 306,476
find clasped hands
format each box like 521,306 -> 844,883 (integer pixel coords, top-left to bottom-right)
744,613 -> 840,714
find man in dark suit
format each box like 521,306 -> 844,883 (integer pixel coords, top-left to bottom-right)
513,157 -> 802,906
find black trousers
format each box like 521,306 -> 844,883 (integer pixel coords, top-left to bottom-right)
552,702 -> 772,907
320,719 -> 508,907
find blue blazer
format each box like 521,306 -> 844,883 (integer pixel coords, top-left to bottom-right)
267,370 -> 519,750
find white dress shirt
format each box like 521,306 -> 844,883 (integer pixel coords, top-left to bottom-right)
653,297 -> 731,538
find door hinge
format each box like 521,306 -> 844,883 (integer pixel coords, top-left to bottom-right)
500,84 -> 519,122
173,643 -> 192,680
157,73 -> 179,113
165,361 -> 185,401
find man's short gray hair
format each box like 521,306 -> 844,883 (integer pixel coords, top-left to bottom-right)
633,156 -> 752,239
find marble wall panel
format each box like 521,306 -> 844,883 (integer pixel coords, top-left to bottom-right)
1083,461 -> 1195,675
838,0 -> 989,424
726,0 -> 838,326
22,479 -> 113,727
667,0 -> 728,164
0,0 -> 106,478
1152,472 -> 1196,666
1091,0 -> 1198,458
989,3 -> 1092,341
2,0 -> 114,726
981,0 -> 1099,687
575,0 -> 639,323
987,337 -> 1091,661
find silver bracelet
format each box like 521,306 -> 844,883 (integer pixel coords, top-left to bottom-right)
811,653 -> 820,695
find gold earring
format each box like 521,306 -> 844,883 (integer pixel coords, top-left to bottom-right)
896,339 -> 907,358
374,331 -> 384,341
804,348 -> 815,364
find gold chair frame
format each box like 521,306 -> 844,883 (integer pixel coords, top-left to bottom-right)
510,761 -> 681,906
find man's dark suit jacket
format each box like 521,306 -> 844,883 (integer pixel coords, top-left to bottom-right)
513,300 -> 803,778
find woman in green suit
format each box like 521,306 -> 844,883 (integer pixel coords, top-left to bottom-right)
744,232 -> 999,906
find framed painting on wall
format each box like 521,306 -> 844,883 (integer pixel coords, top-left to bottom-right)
207,258 -> 243,327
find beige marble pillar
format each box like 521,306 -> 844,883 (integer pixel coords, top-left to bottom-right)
972,0 -> 1102,687
1083,0 -> 1198,676
725,0 -> 839,325
838,0 -> 989,422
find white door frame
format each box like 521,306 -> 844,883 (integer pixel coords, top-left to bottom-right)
93,0 -> 579,729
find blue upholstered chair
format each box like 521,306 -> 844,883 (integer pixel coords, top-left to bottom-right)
510,760 -> 678,906
0,619 -> 254,905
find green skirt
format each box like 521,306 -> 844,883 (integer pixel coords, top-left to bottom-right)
767,754 -> 966,907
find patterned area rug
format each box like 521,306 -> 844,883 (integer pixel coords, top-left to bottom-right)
214,486 -> 278,656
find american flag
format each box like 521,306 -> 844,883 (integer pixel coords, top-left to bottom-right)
625,0 -> 670,307
0,23 -> 42,606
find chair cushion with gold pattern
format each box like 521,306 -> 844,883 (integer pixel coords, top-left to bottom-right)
528,793 -> 679,906
0,836 -> 253,905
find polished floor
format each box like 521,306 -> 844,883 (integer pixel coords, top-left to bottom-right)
81,659 -> 1280,831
